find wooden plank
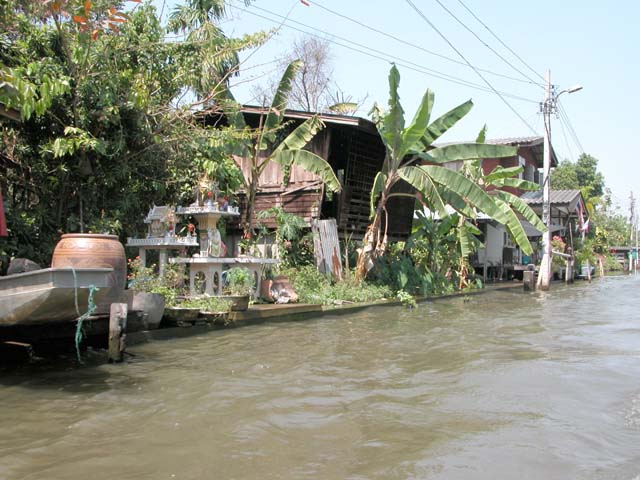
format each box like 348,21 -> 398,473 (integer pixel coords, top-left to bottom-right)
108,303 -> 128,363
312,219 -> 343,280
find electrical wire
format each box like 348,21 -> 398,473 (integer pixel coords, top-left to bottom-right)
557,107 -> 575,161
454,0 -> 545,83
404,0 -> 538,134
309,0 -> 542,87
431,0 -> 542,87
228,1 -> 539,104
557,101 -> 585,154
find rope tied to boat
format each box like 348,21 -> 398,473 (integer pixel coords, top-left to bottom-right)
70,267 -> 99,363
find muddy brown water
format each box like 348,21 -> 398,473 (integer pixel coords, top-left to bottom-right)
1,276 -> 640,479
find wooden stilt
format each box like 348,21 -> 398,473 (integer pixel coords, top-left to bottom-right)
108,303 -> 127,363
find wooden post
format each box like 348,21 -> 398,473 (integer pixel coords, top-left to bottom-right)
108,303 -> 127,363
565,259 -> 574,284
565,248 -> 574,284
523,270 -> 536,292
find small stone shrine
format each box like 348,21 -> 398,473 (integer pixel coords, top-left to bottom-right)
144,205 -> 176,238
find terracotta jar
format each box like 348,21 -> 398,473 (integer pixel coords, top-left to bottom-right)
51,233 -> 126,315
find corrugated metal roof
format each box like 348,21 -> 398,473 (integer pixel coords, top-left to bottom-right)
435,136 -> 558,167
485,136 -> 543,146
520,189 -> 582,205
240,105 -> 378,134
436,136 -> 543,147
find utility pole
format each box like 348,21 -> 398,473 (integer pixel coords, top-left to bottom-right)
630,191 -> 637,273
538,69 -> 553,290
537,71 -> 583,290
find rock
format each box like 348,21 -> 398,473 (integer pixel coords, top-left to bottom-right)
7,258 -> 42,275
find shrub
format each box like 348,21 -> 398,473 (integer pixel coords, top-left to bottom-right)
282,265 -> 392,305
180,295 -> 232,312
225,267 -> 253,296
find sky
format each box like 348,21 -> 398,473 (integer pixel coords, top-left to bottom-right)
155,0 -> 639,213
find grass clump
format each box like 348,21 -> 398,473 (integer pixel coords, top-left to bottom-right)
281,266 -> 393,305
180,295 -> 232,313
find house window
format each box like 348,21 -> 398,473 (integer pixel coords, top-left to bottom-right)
525,163 -> 535,182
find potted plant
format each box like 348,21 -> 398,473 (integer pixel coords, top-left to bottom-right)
128,257 -> 167,330
223,267 -> 253,311
180,295 -> 232,325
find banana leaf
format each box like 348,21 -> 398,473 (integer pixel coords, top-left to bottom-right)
272,149 -> 341,193
420,165 -> 509,224
399,89 -> 434,160
493,190 -> 547,233
397,166 -> 447,218
370,171 -> 387,219
421,99 -> 473,147
379,64 -> 405,159
429,143 -> 517,163
458,220 -> 481,259
484,165 -> 523,183
260,60 -> 302,149
271,116 -> 324,156
494,199 -> 534,255
498,177 -> 541,191
437,188 -> 476,218
475,124 -> 487,144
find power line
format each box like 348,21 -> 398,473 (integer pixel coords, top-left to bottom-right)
403,0 -> 538,134
310,1 -> 542,87
454,0 -> 545,83
228,1 -> 539,104
557,103 -> 582,151
557,109 -> 575,161
431,0 -> 541,87
557,101 -> 585,154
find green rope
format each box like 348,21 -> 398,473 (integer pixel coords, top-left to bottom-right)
70,267 -> 99,363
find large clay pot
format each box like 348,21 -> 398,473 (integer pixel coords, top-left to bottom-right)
51,233 -> 126,315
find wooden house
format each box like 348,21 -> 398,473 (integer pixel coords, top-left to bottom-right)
228,106 -> 415,241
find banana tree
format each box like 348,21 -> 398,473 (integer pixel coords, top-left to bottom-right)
460,126 -> 547,253
355,65 -> 517,282
444,126 -> 547,286
225,60 -> 341,236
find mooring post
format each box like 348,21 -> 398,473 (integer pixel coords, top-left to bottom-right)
523,265 -> 536,292
565,248 -> 574,284
108,303 -> 128,363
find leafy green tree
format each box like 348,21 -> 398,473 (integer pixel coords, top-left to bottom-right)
575,154 -> 604,198
168,0 -> 263,99
550,159 -> 579,190
551,153 -> 604,199
0,0 -> 263,266
354,65 -> 516,282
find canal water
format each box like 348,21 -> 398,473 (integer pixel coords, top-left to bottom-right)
1,276 -> 640,479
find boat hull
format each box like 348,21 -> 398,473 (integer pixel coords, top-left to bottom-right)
0,268 -> 114,326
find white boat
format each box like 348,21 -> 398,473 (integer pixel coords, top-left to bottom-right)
0,267 -> 114,326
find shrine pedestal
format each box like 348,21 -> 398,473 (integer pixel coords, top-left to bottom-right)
172,257 -> 279,297
126,237 -> 198,275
